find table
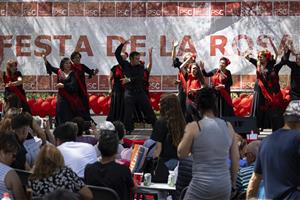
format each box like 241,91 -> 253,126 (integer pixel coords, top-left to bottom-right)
136,183 -> 175,200
139,183 -> 176,191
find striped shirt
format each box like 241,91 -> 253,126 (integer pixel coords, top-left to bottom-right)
236,163 -> 255,192
0,162 -> 13,196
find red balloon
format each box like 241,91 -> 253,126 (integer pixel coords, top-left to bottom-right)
232,97 -> 241,107
239,93 -> 249,99
239,108 -> 247,117
41,101 -> 51,115
39,110 -> 46,118
89,95 -> 98,107
27,99 -> 35,107
37,98 -> 44,105
91,105 -> 101,114
240,97 -> 252,109
51,99 -> 57,108
97,95 -> 106,105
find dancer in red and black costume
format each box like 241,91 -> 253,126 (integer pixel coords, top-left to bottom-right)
69,52 -> 98,122
179,56 -> 206,123
106,52 -> 128,122
52,58 -> 84,125
43,52 -> 98,123
2,59 -> 31,113
245,44 -> 285,131
201,57 -> 234,117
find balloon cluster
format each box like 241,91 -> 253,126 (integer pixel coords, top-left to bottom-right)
233,93 -> 253,117
149,92 -> 162,111
233,86 -> 291,117
89,94 -> 110,115
28,96 -> 56,117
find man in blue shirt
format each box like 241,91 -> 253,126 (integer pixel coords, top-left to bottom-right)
247,100 -> 300,199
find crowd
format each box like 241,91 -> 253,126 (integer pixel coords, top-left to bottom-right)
0,39 -> 299,200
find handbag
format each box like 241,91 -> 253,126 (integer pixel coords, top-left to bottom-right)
141,143 -> 169,183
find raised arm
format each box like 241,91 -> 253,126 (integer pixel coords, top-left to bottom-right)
245,53 -> 258,68
269,38 -> 278,61
115,40 -> 129,68
179,56 -> 193,76
171,40 -> 179,61
146,47 -> 153,73
43,55 -> 59,75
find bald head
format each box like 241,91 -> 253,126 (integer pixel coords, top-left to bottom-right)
245,140 -> 261,165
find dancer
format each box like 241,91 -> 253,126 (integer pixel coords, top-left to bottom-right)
106,52 -> 127,122
43,52 -> 98,123
172,40 -> 194,115
201,57 -> 234,117
245,41 -> 285,131
2,59 -> 31,113
134,47 -> 153,123
115,40 -> 156,133
70,52 -> 98,122
47,57 -> 84,125
281,44 -> 300,100
179,56 -> 206,122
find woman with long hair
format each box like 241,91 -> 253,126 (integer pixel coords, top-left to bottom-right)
201,57 -> 234,117
28,144 -> 92,199
49,58 -> 85,125
178,87 -> 239,200
151,93 -> 186,170
2,59 -> 31,113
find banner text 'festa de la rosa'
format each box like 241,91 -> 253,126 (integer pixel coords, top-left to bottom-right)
0,34 -> 293,60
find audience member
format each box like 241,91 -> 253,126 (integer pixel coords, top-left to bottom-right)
247,100 -> 300,199
28,144 -> 92,199
151,94 -> 186,170
236,140 -> 261,193
113,121 -> 125,159
0,132 -> 26,200
178,87 -> 239,200
53,122 -> 97,178
10,112 -> 32,170
72,117 -> 97,146
84,130 -> 136,200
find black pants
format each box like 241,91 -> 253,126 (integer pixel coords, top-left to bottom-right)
124,90 -> 156,132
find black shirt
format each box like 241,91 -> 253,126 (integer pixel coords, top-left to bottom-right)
282,50 -> 300,100
150,118 -> 178,160
84,161 -> 134,200
11,134 -> 27,170
254,129 -> 300,199
115,44 -> 145,92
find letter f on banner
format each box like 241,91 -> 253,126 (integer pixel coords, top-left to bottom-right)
210,35 -> 227,56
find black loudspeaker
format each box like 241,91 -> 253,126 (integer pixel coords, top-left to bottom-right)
221,116 -> 258,136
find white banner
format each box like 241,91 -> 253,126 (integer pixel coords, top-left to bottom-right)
0,16 -> 299,76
